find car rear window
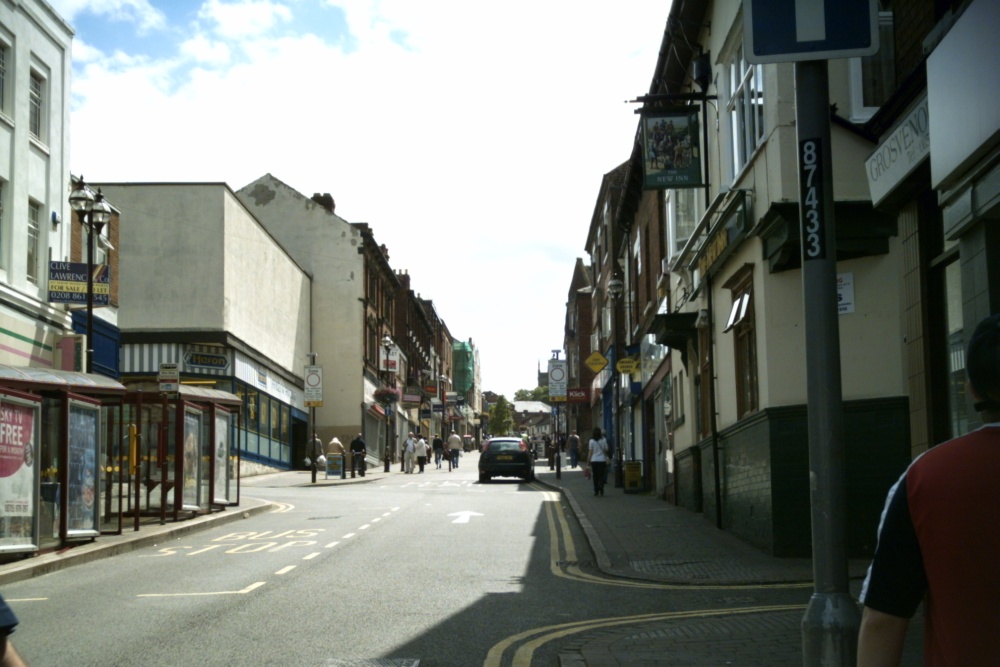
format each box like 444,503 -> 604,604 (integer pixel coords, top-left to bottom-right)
489,440 -> 521,452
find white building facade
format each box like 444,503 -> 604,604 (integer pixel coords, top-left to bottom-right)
0,1 -> 75,367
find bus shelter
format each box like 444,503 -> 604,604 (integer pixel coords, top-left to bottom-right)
122,383 -> 242,528
0,365 -> 127,558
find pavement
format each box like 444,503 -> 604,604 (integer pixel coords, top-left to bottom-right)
0,457 -> 924,665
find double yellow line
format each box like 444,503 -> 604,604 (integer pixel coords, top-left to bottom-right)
482,490 -> 807,666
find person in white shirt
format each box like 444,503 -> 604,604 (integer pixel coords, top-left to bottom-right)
402,433 -> 416,474
415,436 -> 429,473
586,427 -> 609,497
447,431 -> 463,470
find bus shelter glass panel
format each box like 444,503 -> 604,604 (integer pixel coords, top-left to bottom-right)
67,400 -> 100,538
0,394 -> 40,553
99,403 -> 124,534
182,409 -> 203,511
199,410 -> 211,510
40,396 -> 62,548
213,410 -> 231,504
143,404 -> 177,510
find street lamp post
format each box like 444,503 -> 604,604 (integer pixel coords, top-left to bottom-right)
439,374 -> 449,470
608,276 -> 625,489
382,335 -> 393,473
69,178 -> 113,375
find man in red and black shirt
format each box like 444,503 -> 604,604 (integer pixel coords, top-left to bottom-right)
858,313 -> 1000,666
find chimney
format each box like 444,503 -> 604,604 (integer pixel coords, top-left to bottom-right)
310,193 -> 335,213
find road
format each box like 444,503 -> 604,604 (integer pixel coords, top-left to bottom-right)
3,453 -> 812,666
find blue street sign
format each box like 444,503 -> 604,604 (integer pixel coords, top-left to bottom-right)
744,0 -> 879,64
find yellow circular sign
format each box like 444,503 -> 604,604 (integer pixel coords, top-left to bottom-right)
616,357 -> 639,374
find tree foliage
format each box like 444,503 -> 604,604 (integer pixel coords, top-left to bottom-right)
489,396 -> 515,436
514,386 -> 550,403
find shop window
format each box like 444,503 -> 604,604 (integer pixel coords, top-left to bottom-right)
245,387 -> 258,433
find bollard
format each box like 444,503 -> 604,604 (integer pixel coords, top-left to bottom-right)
556,447 -> 561,479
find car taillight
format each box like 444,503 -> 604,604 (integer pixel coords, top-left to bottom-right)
519,442 -> 527,452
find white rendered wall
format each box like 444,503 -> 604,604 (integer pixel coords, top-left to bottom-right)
236,175 -> 366,442
100,183 -> 310,378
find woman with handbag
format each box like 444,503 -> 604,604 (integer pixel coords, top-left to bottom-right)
586,427 -> 609,497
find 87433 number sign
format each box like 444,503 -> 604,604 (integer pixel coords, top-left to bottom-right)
799,138 -> 826,260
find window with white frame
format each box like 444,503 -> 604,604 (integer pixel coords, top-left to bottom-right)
26,201 -> 40,283
0,44 -> 7,115
723,264 -> 758,418
727,41 -> 765,177
29,71 -> 45,140
849,10 -> 895,122
666,188 -> 697,258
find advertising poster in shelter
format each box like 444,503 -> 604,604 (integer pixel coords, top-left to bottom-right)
0,398 -> 38,549
183,411 -> 200,509
67,402 -> 99,536
213,413 -> 230,504
641,108 -> 702,189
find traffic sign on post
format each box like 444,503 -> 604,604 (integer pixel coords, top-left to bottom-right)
304,365 -> 323,407
744,0 -> 879,64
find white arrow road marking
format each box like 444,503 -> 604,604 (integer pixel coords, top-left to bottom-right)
449,511 -> 484,524
138,581 -> 266,597
796,0 -> 826,42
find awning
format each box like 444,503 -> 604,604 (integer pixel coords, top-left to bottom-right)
125,381 -> 241,406
368,402 -> 385,418
0,364 -> 126,395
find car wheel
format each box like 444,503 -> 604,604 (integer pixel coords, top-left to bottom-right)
479,471 -> 490,483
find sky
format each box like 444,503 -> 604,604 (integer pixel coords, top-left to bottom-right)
52,0 -> 670,399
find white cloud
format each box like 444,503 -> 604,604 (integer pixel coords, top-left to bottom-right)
68,0 -> 669,397
50,0 -> 167,32
198,0 -> 293,40
180,34 -> 232,66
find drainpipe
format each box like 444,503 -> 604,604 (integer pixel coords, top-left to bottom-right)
706,278 -> 722,530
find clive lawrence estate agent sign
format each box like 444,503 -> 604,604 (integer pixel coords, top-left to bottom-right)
48,262 -> 109,306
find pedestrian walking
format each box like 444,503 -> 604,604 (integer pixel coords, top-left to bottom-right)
432,434 -> 444,468
415,435 -> 428,473
309,433 -> 324,483
447,430 -> 463,469
567,432 -> 581,468
857,313 -> 1000,667
586,427 -> 609,497
0,593 -> 26,667
327,436 -> 345,478
402,432 -> 416,473
349,433 -> 367,477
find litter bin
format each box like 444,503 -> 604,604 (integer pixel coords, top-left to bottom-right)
624,461 -> 643,494
325,454 -> 344,479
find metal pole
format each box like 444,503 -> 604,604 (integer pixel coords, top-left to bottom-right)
613,298 -> 624,488
85,214 -> 95,374
383,342 -> 391,473
795,60 -> 859,666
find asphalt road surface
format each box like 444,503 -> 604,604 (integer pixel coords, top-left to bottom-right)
4,454 -> 810,666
